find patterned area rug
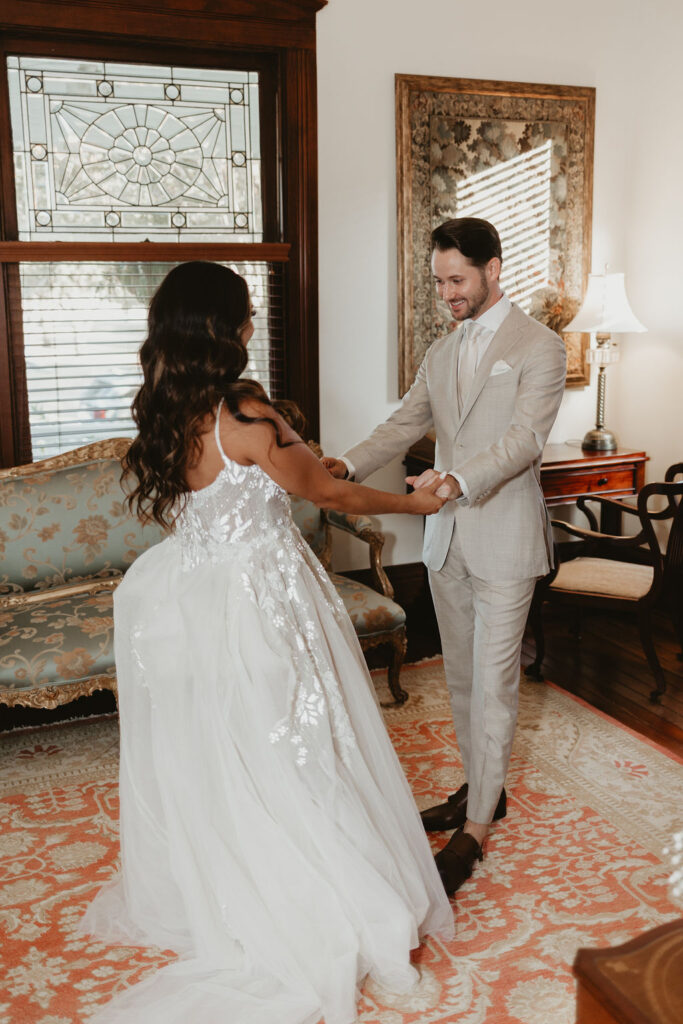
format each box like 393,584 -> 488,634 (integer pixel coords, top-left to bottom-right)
1,660 -> 682,1024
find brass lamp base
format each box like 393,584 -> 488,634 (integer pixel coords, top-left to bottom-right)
582,426 -> 617,451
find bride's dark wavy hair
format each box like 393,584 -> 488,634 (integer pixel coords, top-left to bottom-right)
123,261 -> 292,528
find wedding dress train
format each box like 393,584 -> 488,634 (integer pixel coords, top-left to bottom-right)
82,402 -> 454,1023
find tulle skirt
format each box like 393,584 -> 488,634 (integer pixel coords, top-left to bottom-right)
81,535 -> 454,1023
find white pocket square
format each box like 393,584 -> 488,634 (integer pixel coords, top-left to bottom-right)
490,360 -> 512,376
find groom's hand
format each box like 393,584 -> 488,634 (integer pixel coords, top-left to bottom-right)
405,469 -> 461,500
321,457 -> 348,479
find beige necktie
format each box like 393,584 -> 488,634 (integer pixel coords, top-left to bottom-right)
457,320 -> 480,410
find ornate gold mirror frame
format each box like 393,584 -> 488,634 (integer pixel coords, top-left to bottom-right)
396,74 -> 595,394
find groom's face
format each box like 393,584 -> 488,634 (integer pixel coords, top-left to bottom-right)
431,247 -> 498,322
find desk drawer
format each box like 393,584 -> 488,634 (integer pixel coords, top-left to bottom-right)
542,466 -> 635,502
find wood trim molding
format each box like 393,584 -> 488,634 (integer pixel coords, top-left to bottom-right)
396,74 -> 596,102
1,1 -> 328,51
0,242 -> 291,263
395,77 -> 414,399
282,47 -> 320,440
0,262 -> 14,467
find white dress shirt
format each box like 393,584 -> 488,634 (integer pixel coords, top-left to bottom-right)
451,294 -> 512,500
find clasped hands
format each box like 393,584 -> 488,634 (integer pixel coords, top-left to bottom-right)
321,458 -> 460,502
405,469 -> 461,501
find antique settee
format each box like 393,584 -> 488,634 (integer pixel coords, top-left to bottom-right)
0,440 -> 166,710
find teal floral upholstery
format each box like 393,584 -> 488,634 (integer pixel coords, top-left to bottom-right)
0,458 -> 165,597
0,442 -> 166,709
329,572 -> 406,638
0,590 -> 116,696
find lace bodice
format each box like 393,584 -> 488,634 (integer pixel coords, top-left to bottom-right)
164,400 -> 354,769
172,401 -> 296,572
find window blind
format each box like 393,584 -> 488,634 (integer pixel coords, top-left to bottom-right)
20,261 -> 285,459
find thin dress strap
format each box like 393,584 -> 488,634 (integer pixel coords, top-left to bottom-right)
214,397 -> 230,466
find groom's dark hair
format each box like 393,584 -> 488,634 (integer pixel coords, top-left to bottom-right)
431,217 -> 503,268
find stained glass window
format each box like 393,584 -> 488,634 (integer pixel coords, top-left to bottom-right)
5,55 -> 287,459
8,56 -> 262,241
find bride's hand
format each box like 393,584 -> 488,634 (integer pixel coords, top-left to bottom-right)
406,469 -> 461,501
407,475 -> 448,515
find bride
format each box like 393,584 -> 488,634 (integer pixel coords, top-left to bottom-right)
82,261 -> 454,1023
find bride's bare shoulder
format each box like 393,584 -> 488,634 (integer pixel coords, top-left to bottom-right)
219,396 -> 298,464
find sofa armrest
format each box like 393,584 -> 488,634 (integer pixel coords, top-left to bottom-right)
326,510 -> 394,598
0,576 -> 121,611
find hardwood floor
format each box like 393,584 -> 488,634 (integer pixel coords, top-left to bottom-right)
521,606 -> 683,759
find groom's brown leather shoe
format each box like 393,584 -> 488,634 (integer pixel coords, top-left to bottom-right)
434,830 -> 484,896
420,783 -> 506,832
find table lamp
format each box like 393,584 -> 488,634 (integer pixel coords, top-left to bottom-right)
564,271 -> 646,451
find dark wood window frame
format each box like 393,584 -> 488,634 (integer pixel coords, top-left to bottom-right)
0,0 -> 326,466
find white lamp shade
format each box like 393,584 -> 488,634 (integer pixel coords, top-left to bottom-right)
564,272 -> 647,334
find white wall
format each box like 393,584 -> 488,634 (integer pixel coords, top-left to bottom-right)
317,0 -> 683,569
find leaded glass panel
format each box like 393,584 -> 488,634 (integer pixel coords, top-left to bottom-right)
7,57 -> 262,242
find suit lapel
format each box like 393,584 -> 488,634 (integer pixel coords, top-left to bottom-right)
454,305 -> 526,433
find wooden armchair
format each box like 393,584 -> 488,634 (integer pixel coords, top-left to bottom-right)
289,495 -> 409,704
525,463 -> 683,702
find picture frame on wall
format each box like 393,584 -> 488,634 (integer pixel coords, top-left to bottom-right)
396,74 -> 595,394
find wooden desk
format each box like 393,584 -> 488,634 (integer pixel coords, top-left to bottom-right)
405,438 -> 648,532
573,919 -> 683,1023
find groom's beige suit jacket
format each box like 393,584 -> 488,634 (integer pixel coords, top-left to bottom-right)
344,304 -> 567,581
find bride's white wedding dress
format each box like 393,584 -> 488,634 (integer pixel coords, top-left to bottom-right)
82,401 -> 454,1023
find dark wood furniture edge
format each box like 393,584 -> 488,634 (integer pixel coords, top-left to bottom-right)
573,919 -> 683,1024
541,445 -> 649,471
406,436 -> 648,490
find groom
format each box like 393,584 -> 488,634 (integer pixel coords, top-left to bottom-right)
323,218 -> 566,895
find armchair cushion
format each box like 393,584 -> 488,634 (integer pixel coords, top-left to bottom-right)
328,572 -> 406,638
551,557 -> 654,600
0,589 -> 116,696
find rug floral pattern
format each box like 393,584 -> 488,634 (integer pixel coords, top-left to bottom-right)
1,661 -> 681,1023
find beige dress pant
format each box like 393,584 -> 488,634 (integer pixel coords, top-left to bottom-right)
428,527 -> 536,825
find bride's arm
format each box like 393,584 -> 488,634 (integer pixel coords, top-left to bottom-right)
223,401 -> 446,517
